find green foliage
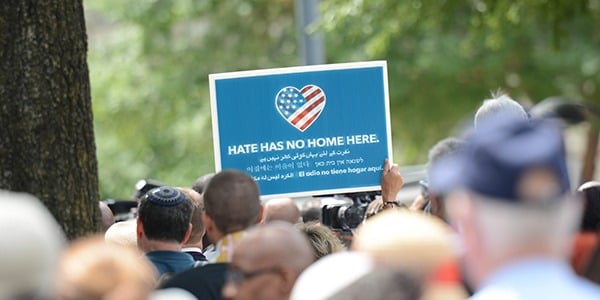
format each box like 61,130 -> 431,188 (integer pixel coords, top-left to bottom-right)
87,0 -> 298,199
318,0 -> 600,162
87,0 -> 600,199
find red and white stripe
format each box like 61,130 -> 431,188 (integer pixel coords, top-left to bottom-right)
288,85 -> 326,131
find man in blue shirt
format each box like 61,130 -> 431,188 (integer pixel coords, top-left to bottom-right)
431,117 -> 600,299
137,186 -> 195,277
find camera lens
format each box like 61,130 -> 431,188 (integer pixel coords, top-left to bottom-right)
338,205 -> 366,229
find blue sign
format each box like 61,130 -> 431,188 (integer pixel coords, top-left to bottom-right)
209,61 -> 393,198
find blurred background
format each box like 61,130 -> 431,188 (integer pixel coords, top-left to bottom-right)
85,0 -> 600,201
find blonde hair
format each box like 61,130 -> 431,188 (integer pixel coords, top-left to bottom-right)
56,235 -> 157,300
295,223 -> 345,259
353,209 -> 455,276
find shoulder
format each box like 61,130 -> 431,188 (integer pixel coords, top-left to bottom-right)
159,263 -> 229,299
470,286 -> 520,300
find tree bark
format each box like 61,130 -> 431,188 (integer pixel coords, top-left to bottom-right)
0,0 -> 100,239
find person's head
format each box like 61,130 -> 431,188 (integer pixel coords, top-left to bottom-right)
178,187 -> 205,247
192,173 -> 215,194
353,209 -> 456,278
0,190 -> 66,300
431,118 -> 580,288
424,137 -> 464,221
262,198 -> 301,224
104,219 -> 138,248
290,252 -> 375,300
98,201 -> 115,232
301,206 -> 321,224
136,186 -> 194,251
295,222 -> 345,260
222,222 -> 314,300
202,169 -> 262,243
133,179 -> 165,202
577,181 -> 600,232
327,268 -> 422,300
473,92 -> 528,129
55,235 -> 156,300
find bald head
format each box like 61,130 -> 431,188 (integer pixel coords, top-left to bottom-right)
238,222 -> 313,272
99,201 -> 115,232
223,222 -> 314,300
178,187 -> 205,244
262,198 -> 301,224
203,170 -> 261,234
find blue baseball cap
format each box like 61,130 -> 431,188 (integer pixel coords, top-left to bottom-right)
429,118 -> 570,203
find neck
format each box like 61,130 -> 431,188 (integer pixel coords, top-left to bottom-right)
473,244 -> 562,287
208,230 -> 225,245
182,240 -> 203,250
140,239 -> 183,252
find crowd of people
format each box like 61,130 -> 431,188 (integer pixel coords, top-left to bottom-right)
2,92 -> 600,299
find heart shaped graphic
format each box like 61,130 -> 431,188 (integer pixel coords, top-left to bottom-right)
275,85 -> 326,132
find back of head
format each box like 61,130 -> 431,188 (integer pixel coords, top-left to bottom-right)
192,173 -> 215,194
327,268 -> 422,300
262,198 -> 301,224
236,222 -> 314,273
99,201 -> 115,232
104,219 -> 138,248
427,137 -> 464,172
295,222 -> 345,260
137,186 -> 194,243
56,235 -> 156,300
353,209 -> 455,277
178,187 -> 205,244
431,118 -> 579,260
474,92 -> 528,129
226,222 -> 314,300
301,206 -> 321,223
0,190 -> 66,300
431,118 -> 571,202
290,252 -> 374,300
203,170 -> 261,234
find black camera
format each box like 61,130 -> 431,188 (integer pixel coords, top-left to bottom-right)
321,192 -> 378,231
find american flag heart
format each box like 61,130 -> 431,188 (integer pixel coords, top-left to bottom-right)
275,85 -> 326,132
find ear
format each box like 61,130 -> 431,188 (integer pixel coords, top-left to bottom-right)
446,192 -> 480,255
256,205 -> 264,224
181,223 -> 193,245
445,191 -> 470,231
202,212 -> 213,232
136,217 -> 144,239
278,266 -> 297,295
202,212 -> 217,243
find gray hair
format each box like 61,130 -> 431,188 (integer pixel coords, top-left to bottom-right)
474,92 -> 528,128
470,193 -> 581,259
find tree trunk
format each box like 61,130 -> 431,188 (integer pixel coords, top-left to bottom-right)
0,0 -> 100,239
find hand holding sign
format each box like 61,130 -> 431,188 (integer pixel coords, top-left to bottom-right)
381,159 -> 404,202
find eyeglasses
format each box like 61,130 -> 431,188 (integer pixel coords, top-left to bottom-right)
226,266 -> 281,285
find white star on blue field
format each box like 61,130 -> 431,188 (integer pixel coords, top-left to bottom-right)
278,88 -> 305,116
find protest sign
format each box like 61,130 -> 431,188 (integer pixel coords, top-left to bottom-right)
209,61 -> 392,198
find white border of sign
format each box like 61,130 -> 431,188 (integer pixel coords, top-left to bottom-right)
209,61 -> 392,199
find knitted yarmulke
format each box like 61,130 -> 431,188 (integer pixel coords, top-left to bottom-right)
145,186 -> 185,206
